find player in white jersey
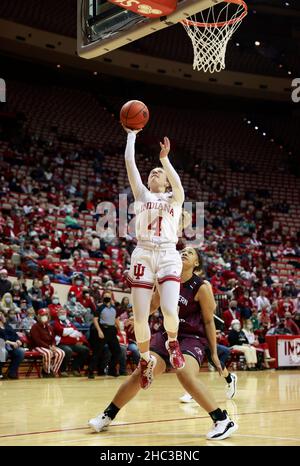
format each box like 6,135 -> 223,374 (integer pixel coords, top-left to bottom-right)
124,127 -> 185,389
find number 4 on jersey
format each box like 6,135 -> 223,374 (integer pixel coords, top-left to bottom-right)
148,215 -> 162,236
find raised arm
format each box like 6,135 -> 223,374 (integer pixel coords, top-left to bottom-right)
160,137 -> 184,205
124,131 -> 145,200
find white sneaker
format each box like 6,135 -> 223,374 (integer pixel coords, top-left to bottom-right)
206,411 -> 238,440
226,373 -> 238,399
88,413 -> 112,432
179,392 -> 194,403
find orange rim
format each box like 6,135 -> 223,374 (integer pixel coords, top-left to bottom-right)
181,0 -> 248,28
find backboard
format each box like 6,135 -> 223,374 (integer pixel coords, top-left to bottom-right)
77,0 -> 222,59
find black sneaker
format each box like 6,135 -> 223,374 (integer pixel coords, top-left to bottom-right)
206,410 -> 239,440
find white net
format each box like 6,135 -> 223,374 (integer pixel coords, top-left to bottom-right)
181,0 -> 247,73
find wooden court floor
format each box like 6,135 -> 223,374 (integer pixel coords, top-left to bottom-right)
0,370 -> 300,446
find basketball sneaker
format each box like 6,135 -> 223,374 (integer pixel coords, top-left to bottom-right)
165,340 -> 185,370
179,392 -> 194,403
139,355 -> 157,389
206,410 -> 238,440
88,413 -> 112,433
226,373 -> 238,399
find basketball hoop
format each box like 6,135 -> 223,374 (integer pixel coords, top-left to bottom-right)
181,0 -> 248,73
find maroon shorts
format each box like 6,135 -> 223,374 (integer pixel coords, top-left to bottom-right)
150,331 -> 206,368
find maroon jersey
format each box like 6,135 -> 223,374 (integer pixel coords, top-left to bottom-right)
178,274 -> 207,343
150,273 -> 208,366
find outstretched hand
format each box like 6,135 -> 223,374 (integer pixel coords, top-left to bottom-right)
159,136 -> 170,158
122,124 -> 143,135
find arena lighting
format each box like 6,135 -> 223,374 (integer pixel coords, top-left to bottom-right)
93,71 -> 98,75
56,64 -> 61,68
278,64 -> 283,68
262,133 -> 266,136
288,71 -> 292,75
247,120 -> 251,124
254,126 -> 258,130
285,2 -> 290,6
236,42 -> 240,46
255,41 -> 260,46
270,139 -> 274,142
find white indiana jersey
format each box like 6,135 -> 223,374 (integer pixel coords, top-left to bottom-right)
124,131 -> 185,244
134,189 -> 182,243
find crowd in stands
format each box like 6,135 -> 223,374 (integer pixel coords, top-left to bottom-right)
1,77 -> 300,378
0,273 -> 144,379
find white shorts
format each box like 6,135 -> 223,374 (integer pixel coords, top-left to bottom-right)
127,243 -> 182,290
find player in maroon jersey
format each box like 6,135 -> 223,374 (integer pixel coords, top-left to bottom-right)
88,247 -> 238,440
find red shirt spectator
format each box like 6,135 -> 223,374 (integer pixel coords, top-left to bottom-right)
30,319 -> 56,348
210,272 -> 225,293
41,281 -> 54,300
52,317 -> 89,346
69,285 -> 84,298
284,313 -> 300,335
78,290 -> 96,312
278,298 -> 295,318
222,300 -> 241,331
48,302 -> 64,319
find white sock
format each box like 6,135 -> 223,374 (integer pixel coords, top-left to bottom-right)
140,351 -> 150,362
168,337 -> 177,342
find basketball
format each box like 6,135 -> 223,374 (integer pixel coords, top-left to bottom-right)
120,100 -> 149,130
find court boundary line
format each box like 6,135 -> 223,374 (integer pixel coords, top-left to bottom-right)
1,407 -> 300,440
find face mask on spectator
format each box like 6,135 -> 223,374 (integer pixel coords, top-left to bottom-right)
76,280 -> 82,286
70,297 -> 77,303
230,306 -> 237,311
59,314 -> 67,321
232,323 -> 241,331
0,275 -> 7,281
13,286 -> 20,291
52,298 -> 59,305
92,283 -> 99,288
43,279 -> 50,285
5,297 -> 11,304
103,297 -> 111,304
40,316 -> 48,323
